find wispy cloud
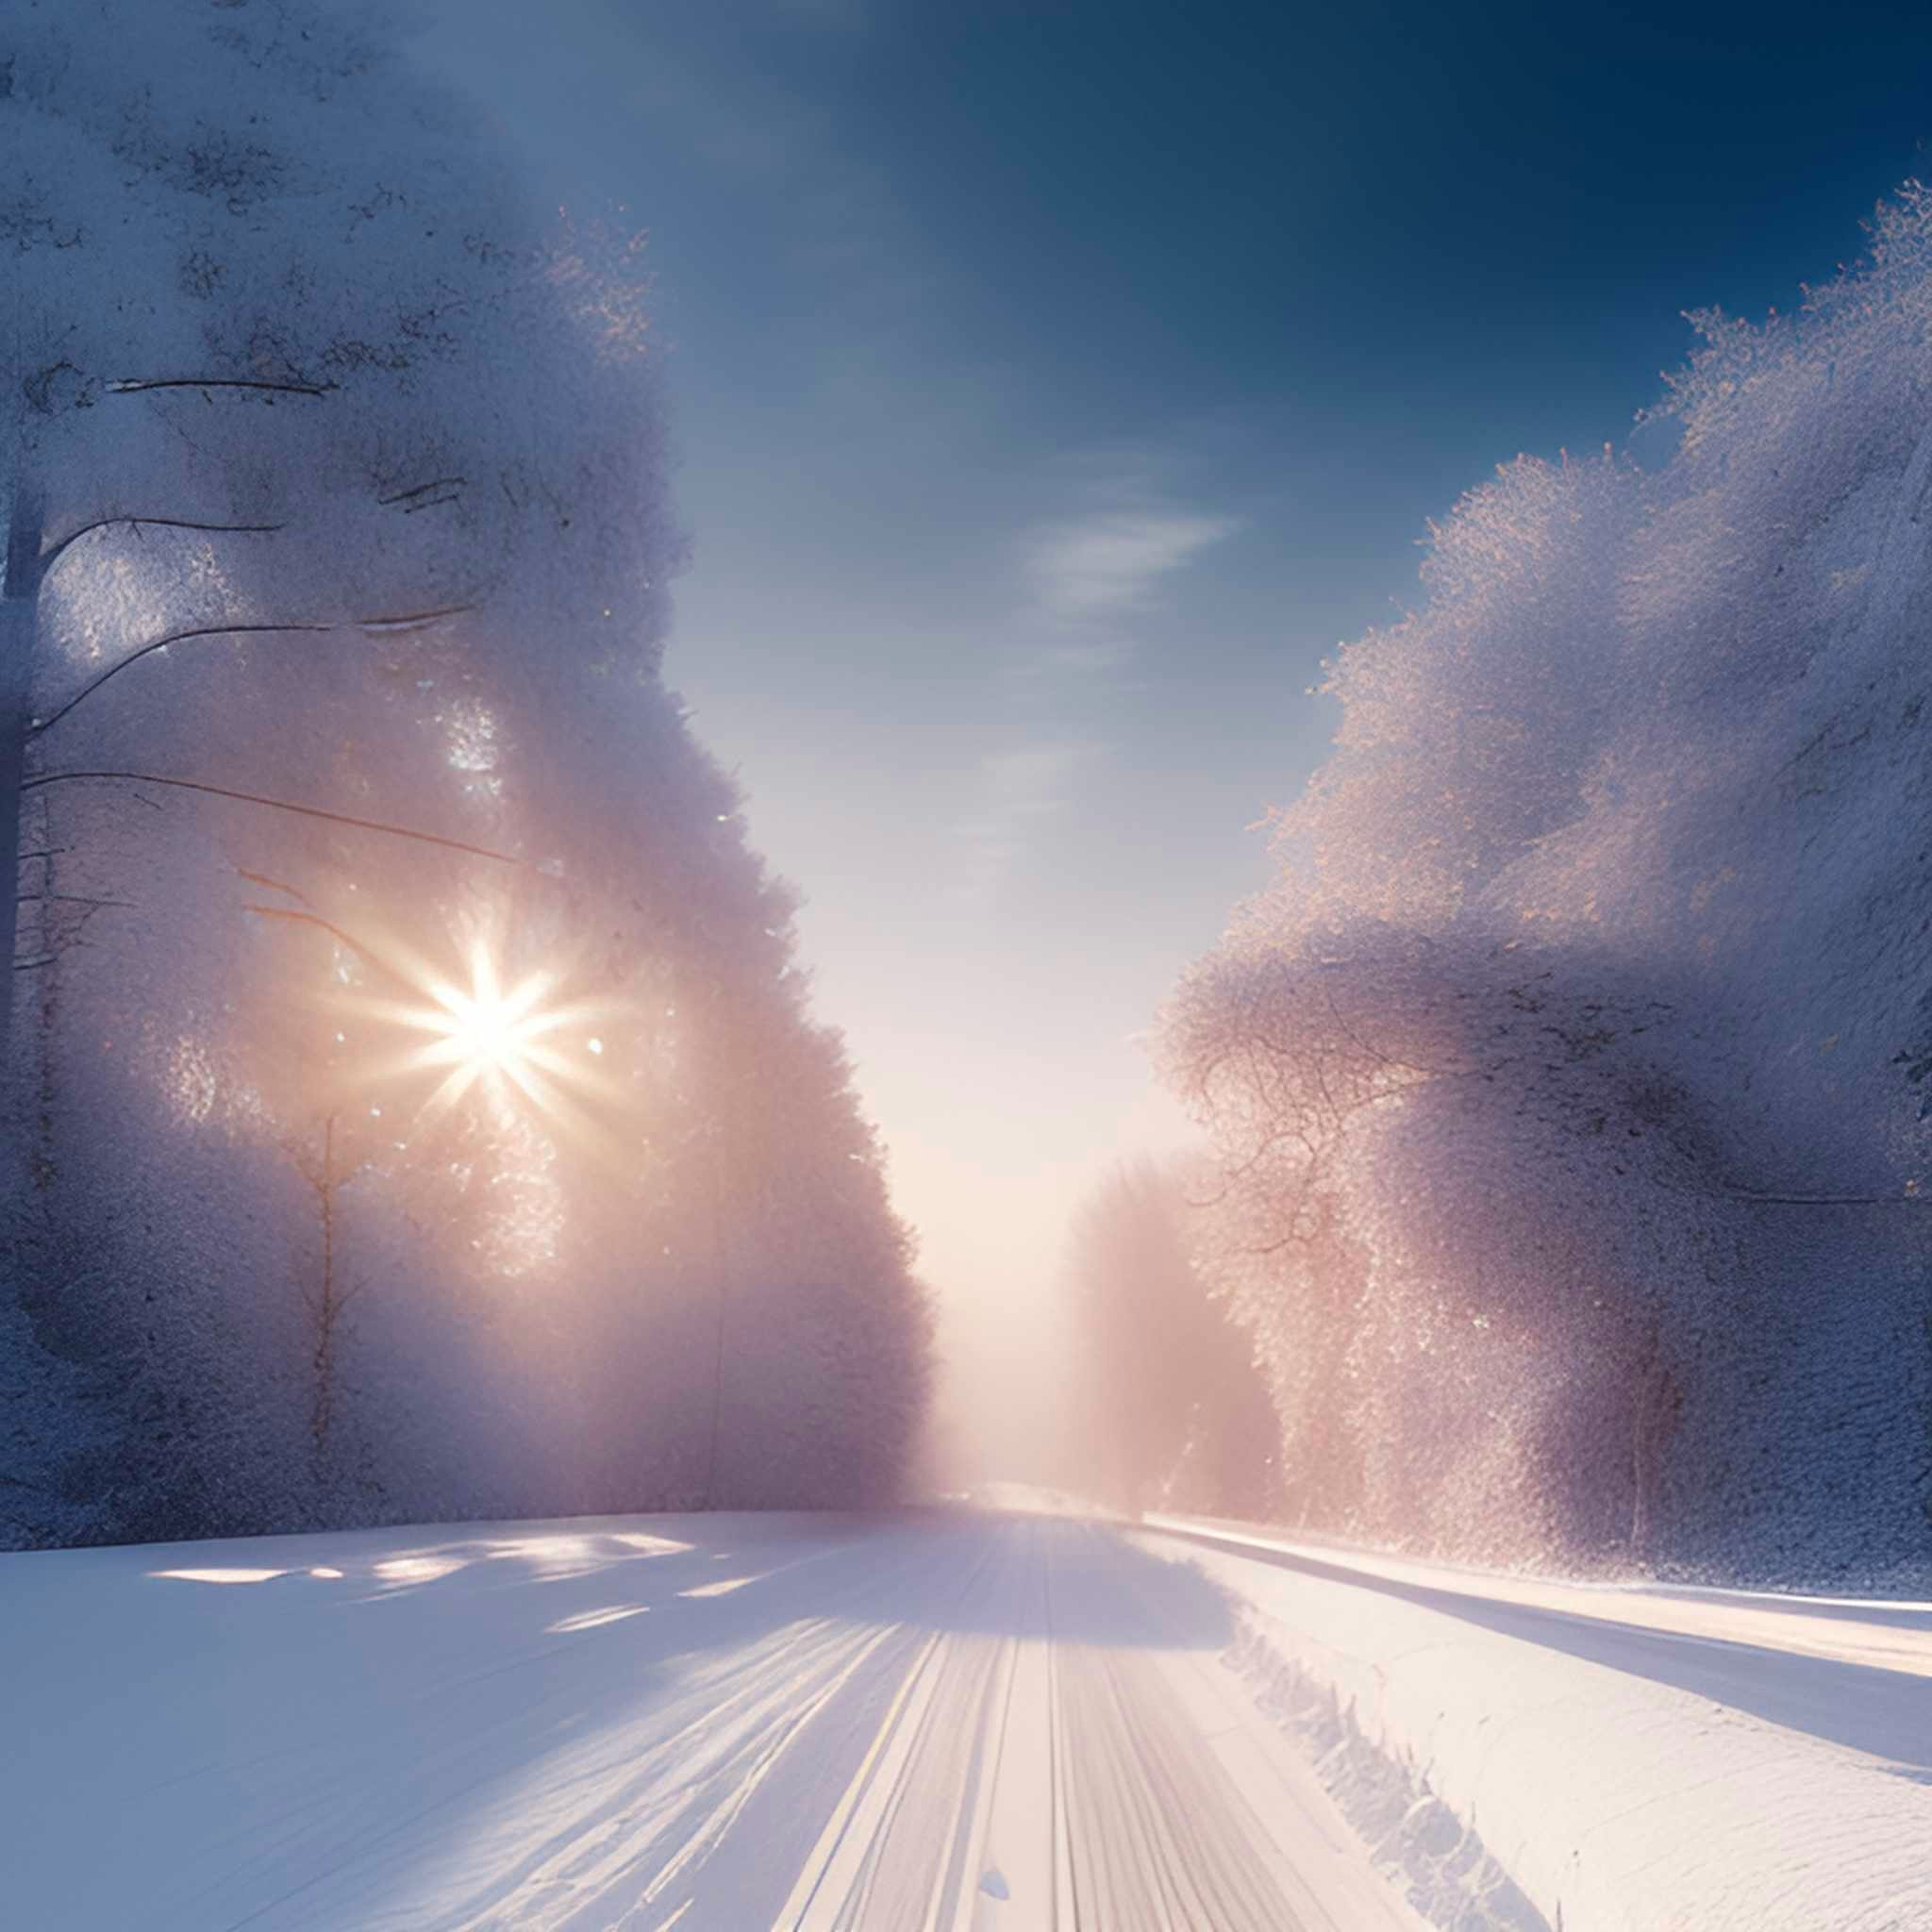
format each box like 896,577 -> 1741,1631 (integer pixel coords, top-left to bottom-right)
1024,639 -> 1135,677
982,742 -> 1091,816
951,740 -> 1096,909
951,483 -> 1240,907
1025,508 -> 1241,625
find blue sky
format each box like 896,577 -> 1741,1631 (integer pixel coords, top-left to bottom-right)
420,0 -> 1932,1446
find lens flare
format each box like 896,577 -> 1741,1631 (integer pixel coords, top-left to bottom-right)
417,946 -> 560,1100
242,885 -> 637,1168
374,941 -> 625,1147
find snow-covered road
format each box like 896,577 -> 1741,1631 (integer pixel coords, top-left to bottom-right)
4,1508 -> 1417,1932
12,1506 -> 1929,1931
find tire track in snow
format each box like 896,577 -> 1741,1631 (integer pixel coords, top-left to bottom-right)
776,1528 -> 1017,1928
434,1529 -> 993,1931
69,1513 -> 1423,1932
778,1516 -> 1339,1931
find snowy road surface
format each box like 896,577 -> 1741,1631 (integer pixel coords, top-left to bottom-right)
5,1508 -> 1419,1932
14,1506 -> 1930,1932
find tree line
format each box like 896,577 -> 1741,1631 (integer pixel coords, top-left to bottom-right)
0,0 -> 931,1547
1084,188 -> 1932,1583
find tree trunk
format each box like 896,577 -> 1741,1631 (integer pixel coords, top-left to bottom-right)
703,1138 -> 729,1508
310,1114 -> 340,1453
1629,1337 -> 1681,1564
0,478 -> 44,1091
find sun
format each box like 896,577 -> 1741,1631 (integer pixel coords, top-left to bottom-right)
422,948 -> 556,1090
243,886 -> 631,1155
402,943 -> 581,1122
326,931 -> 623,1145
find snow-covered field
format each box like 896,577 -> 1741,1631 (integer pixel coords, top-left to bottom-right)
6,1506 -> 1926,1930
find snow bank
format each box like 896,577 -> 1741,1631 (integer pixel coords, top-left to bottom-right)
1144,1521 -> 1932,1932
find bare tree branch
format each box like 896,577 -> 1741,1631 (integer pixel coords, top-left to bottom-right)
1718,1188 -> 1931,1208
233,867 -> 316,909
21,771 -> 524,863
108,376 -> 332,397
377,477 -> 465,510
26,603 -> 475,737
241,903 -> 424,998
40,516 -> 285,575
27,624 -> 332,737
355,605 -> 475,633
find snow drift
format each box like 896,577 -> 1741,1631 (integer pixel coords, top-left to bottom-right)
1149,1518 -> 1932,1932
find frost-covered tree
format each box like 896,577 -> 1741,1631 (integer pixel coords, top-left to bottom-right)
0,0 -> 931,1545
1167,185 -> 1932,1583
1065,1158 -> 1277,1518
1164,924 -> 1724,1558
0,4 -> 653,1035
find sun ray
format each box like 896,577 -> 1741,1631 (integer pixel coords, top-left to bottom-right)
281,906 -> 637,1169
417,1058 -> 484,1129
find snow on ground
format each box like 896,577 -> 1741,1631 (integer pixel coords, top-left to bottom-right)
0,1508 -> 1421,1931
8,1503 -> 1926,1930
1143,1516 -> 1932,1932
